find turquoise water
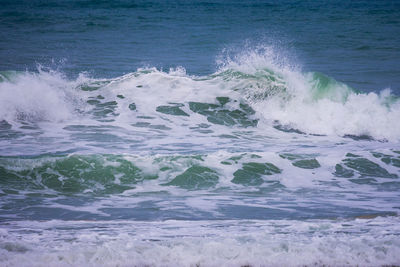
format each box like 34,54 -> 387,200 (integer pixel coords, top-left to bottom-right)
1,1 -> 400,266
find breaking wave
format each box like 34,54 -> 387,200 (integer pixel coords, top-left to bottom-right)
0,47 -> 399,141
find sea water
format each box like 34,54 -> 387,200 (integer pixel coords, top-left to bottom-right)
1,1 -> 400,266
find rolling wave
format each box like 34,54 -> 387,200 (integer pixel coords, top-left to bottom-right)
0,49 -> 399,141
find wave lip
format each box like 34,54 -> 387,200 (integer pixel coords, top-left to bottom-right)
216,47 -> 400,141
0,69 -> 84,124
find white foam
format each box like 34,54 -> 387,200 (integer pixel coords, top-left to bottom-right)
0,69 -> 86,124
255,87 -> 400,141
1,217 -> 400,266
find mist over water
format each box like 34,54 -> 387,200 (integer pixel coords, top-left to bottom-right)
1,0 -> 400,266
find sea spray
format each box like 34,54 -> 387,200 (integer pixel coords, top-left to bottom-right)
0,69 -> 84,124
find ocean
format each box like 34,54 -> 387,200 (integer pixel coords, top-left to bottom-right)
1,0 -> 400,266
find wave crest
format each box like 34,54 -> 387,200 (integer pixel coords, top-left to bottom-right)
215,47 -> 400,140
0,69 -> 83,124
1,50 -> 399,141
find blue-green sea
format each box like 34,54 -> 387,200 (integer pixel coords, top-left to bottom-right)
1,1 -> 400,266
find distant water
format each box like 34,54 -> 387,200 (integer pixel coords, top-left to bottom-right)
1,1 -> 400,266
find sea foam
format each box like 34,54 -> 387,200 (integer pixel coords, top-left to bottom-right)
1,218 -> 400,267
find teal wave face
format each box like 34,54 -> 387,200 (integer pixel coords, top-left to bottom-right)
0,71 -> 22,83
1,150 -> 399,195
307,72 -> 354,103
0,154 -> 281,195
0,149 -> 399,223
0,155 -> 154,195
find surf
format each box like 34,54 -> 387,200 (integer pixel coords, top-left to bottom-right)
1,47 -> 399,142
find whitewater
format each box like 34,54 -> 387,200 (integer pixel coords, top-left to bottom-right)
0,46 -> 399,266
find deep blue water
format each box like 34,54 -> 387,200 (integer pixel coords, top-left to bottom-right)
1,0 -> 400,92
